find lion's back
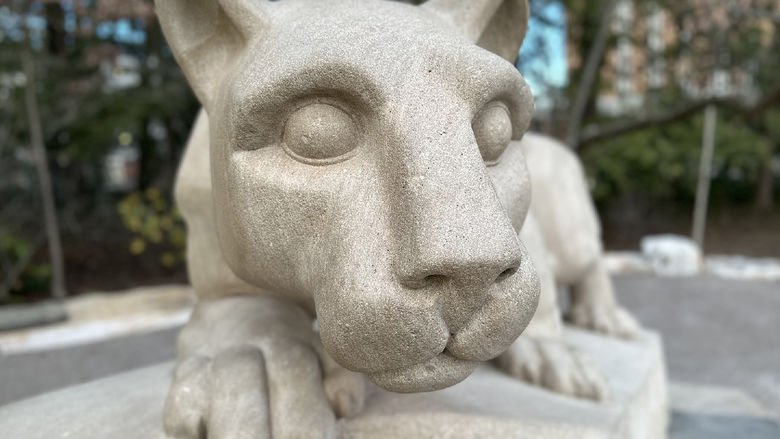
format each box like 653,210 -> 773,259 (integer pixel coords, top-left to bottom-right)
521,132 -> 602,284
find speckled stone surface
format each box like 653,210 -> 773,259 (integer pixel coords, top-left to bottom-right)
0,327 -> 667,439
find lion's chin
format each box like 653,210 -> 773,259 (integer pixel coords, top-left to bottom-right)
366,351 -> 479,393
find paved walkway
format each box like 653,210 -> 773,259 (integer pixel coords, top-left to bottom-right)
613,274 -> 780,416
0,327 -> 180,406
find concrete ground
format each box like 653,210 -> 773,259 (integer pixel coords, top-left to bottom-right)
0,285 -> 192,405
613,274 -> 780,416
0,327 -> 180,406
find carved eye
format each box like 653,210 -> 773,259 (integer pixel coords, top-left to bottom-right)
282,103 -> 359,164
472,102 -> 513,165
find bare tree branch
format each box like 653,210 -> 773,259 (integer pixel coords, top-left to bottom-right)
579,100 -> 713,148
748,84 -> 780,119
578,82 -> 780,150
566,0 -> 619,149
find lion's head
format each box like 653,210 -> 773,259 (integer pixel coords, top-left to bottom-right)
160,0 -> 540,393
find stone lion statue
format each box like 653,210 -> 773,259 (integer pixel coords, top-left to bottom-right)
158,0 -> 639,437
499,132 -> 640,402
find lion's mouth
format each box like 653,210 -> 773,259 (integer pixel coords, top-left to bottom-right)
365,349 -> 479,393
355,271 -> 537,394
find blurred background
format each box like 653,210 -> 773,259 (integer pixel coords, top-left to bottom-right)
1,0 -> 195,302
0,0 -> 778,303
0,0 -> 778,432
1,0 -> 778,304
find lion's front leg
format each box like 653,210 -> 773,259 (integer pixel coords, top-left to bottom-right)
496,214 -> 609,401
321,348 -> 367,419
566,259 -> 641,339
164,296 -> 338,439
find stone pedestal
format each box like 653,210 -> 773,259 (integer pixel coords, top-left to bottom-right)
0,327 -> 667,438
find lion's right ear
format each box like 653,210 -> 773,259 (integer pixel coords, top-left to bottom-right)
421,0 -> 529,64
155,0 -> 274,108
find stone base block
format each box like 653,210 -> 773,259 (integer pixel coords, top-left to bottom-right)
0,327 -> 667,438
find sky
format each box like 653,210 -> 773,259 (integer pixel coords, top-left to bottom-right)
517,1 -> 569,110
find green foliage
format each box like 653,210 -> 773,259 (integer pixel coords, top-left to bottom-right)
117,188 -> 186,268
1,3 -> 200,292
583,109 -> 772,207
0,230 -> 51,297
763,108 -> 780,141
557,0 -> 780,210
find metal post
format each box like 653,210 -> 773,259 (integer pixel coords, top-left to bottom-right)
21,48 -> 67,300
692,105 -> 717,250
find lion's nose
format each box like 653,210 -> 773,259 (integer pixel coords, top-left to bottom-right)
395,187 -> 523,331
393,148 -> 523,331
397,244 -> 521,291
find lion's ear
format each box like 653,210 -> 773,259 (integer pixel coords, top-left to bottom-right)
155,0 -> 276,108
421,0 -> 530,64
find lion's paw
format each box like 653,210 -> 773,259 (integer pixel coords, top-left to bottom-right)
496,336 -> 609,401
164,343 -> 337,439
566,303 -> 640,339
323,366 -> 366,419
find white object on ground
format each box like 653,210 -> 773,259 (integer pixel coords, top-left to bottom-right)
705,256 -> 780,282
605,250 -> 780,283
640,235 -> 702,277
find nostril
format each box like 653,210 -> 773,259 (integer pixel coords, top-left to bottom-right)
495,266 -> 518,282
425,275 -> 447,285
402,274 -> 448,289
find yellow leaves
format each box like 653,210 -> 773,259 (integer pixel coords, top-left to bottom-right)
160,252 -> 176,267
118,131 -> 133,146
130,238 -> 146,255
169,228 -> 186,247
118,188 -> 186,267
144,187 -> 162,200
126,216 -> 142,233
148,230 -> 163,244
144,187 -> 168,213
159,216 -> 174,231
144,215 -> 162,243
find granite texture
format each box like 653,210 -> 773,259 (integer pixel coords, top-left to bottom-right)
0,328 -> 668,439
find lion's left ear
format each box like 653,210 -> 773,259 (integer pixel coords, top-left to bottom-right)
421,0 -> 530,64
155,0 -> 277,108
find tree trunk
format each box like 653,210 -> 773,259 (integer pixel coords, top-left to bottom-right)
566,0 -> 619,149
44,2 -> 66,55
21,47 -> 68,300
754,142 -> 776,212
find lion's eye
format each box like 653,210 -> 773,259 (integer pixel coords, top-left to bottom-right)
472,102 -> 513,165
282,103 -> 359,164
